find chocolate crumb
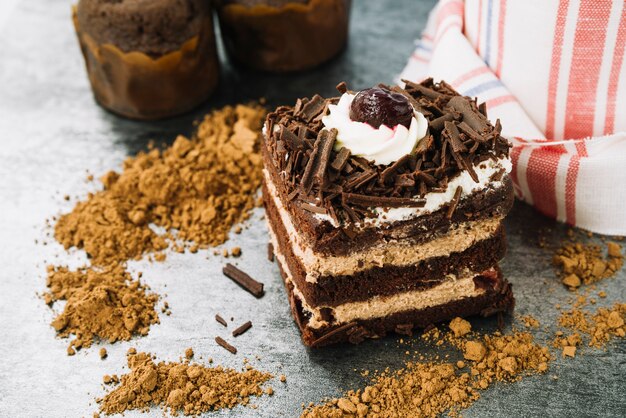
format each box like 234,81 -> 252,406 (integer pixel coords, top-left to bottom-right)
185,347 -> 194,359
267,243 -> 275,262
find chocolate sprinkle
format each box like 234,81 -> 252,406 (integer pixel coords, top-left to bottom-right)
267,242 -> 275,262
446,186 -> 463,219
263,78 -> 510,225
222,263 -> 264,298
330,147 -> 351,171
215,314 -> 228,327
343,193 -> 426,208
300,202 -> 327,214
215,336 -> 237,354
310,322 -> 359,348
232,321 -> 252,337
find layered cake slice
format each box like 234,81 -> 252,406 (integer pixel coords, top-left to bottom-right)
262,79 -> 515,347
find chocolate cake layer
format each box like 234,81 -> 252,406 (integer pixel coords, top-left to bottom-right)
262,145 -> 514,256
264,182 -> 507,307
277,261 -> 514,347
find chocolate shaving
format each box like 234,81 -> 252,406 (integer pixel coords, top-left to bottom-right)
457,121 -> 485,143
330,147 -> 351,171
443,121 -> 468,153
478,101 -> 488,117
336,81 -> 348,94
215,336 -> 237,354
395,323 -> 414,336
430,113 -> 456,131
402,79 -> 442,100
448,96 -> 488,133
446,186 -> 463,219
310,322 -> 359,348
299,94 -> 327,122
267,243 -> 274,262
381,154 -> 413,184
343,193 -> 426,208
463,155 -> 479,182
301,129 -> 337,191
215,314 -> 228,327
345,170 -> 377,190
222,263 -> 264,298
300,202 -> 327,214
232,321 -> 252,337
280,125 -> 305,151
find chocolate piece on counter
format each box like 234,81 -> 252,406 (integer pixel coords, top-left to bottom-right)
223,263 -> 265,298
232,321 -> 253,337
267,243 -> 275,262
217,0 -> 351,72
215,314 -> 228,327
215,336 -> 238,354
74,0 -> 219,120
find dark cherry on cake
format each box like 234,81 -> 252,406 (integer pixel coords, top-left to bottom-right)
349,87 -> 413,129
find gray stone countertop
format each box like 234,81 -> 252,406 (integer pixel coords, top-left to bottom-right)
0,0 -> 624,417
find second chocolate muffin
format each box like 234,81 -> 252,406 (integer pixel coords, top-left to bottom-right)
217,0 -> 352,73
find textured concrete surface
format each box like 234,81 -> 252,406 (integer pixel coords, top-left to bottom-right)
0,1 -> 624,417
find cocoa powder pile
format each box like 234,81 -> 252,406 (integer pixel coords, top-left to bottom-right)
301,320 -> 550,418
44,264 -> 159,354
553,239 -> 623,289
46,104 -> 266,353
98,350 -> 273,416
54,104 -> 267,265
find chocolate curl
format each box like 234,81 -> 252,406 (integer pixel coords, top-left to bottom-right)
301,128 -> 337,191
402,79 -> 442,100
342,193 -> 426,208
448,96 -> 489,133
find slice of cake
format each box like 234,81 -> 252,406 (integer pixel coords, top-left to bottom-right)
262,79 -> 514,347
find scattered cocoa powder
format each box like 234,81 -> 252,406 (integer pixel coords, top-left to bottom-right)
44,264 -> 159,352
519,315 -> 540,328
553,240 -> 623,289
448,317 -> 471,337
558,303 -> 626,348
301,327 -> 550,418
98,351 -> 273,416
54,104 -> 267,266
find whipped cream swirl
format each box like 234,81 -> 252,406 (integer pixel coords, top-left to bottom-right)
321,92 -> 428,165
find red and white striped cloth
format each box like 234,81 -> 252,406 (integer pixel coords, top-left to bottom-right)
399,0 -> 626,236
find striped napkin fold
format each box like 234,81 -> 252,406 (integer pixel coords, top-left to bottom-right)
399,0 -> 626,236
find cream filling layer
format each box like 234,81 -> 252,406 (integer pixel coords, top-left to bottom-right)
269,221 -> 485,329
264,168 -> 502,283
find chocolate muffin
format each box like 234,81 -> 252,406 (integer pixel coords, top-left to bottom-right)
217,0 -> 351,73
74,0 -> 219,120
